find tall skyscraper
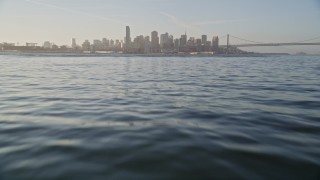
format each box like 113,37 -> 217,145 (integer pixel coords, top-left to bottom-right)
82,40 -> 91,51
160,33 -> 174,52
196,39 -> 202,46
151,31 -> 160,53
212,36 -> 219,52
144,36 -> 151,53
201,35 -> 207,45
180,34 -> 187,46
110,39 -> 115,47
102,38 -> 109,47
145,36 -> 150,43
179,33 -> 187,52
125,26 -> 131,46
160,32 -> 169,49
174,39 -> 180,52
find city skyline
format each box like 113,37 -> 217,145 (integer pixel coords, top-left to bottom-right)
1,0 -> 320,53
1,26 -> 227,55
4,25 -> 319,55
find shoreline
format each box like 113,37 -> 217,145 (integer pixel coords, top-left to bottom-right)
0,51 -> 293,58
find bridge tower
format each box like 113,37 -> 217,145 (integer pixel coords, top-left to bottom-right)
226,34 -> 230,54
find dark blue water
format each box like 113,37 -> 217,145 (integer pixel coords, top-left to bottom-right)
0,55 -> 320,180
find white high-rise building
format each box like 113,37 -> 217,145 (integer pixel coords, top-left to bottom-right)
72,38 -> 77,48
43,41 -> 52,49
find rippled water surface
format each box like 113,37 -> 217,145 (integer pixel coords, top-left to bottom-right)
0,55 -> 320,179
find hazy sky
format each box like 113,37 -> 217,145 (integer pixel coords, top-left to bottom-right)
1,0 -> 320,53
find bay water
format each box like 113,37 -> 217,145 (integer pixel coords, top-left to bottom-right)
0,55 -> 319,179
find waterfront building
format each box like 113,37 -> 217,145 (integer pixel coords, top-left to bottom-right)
201,35 -> 207,45
195,39 -> 202,52
102,38 -> 109,47
51,44 -> 58,49
125,26 -> 131,52
180,34 -> 187,46
160,33 -> 169,49
144,36 -> 151,53
168,35 -> 174,51
132,35 -> 145,53
145,36 -> 150,43
174,38 -> 180,52
125,26 -> 131,44
186,37 -> 196,52
204,41 -> 212,51
110,39 -> 115,47
160,33 -> 174,53
26,43 -> 37,47
92,39 -> 102,51
179,33 -> 187,52
151,31 -> 160,53
82,40 -> 91,51
115,40 -> 121,49
1,42 -> 15,47
212,36 -> 219,52
93,40 -> 102,46
43,41 -> 52,49
196,39 -> 202,46
72,38 -> 77,49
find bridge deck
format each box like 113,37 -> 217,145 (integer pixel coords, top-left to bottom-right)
222,43 -> 320,47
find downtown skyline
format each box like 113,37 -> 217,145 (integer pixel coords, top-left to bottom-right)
1,0 -> 320,53
1,26 -> 226,55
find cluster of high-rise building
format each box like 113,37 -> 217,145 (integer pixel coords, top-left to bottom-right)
69,26 -> 219,54
0,26 -> 221,54
124,26 -> 219,54
79,38 -> 123,52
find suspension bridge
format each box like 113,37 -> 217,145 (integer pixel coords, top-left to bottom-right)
220,34 -> 320,48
